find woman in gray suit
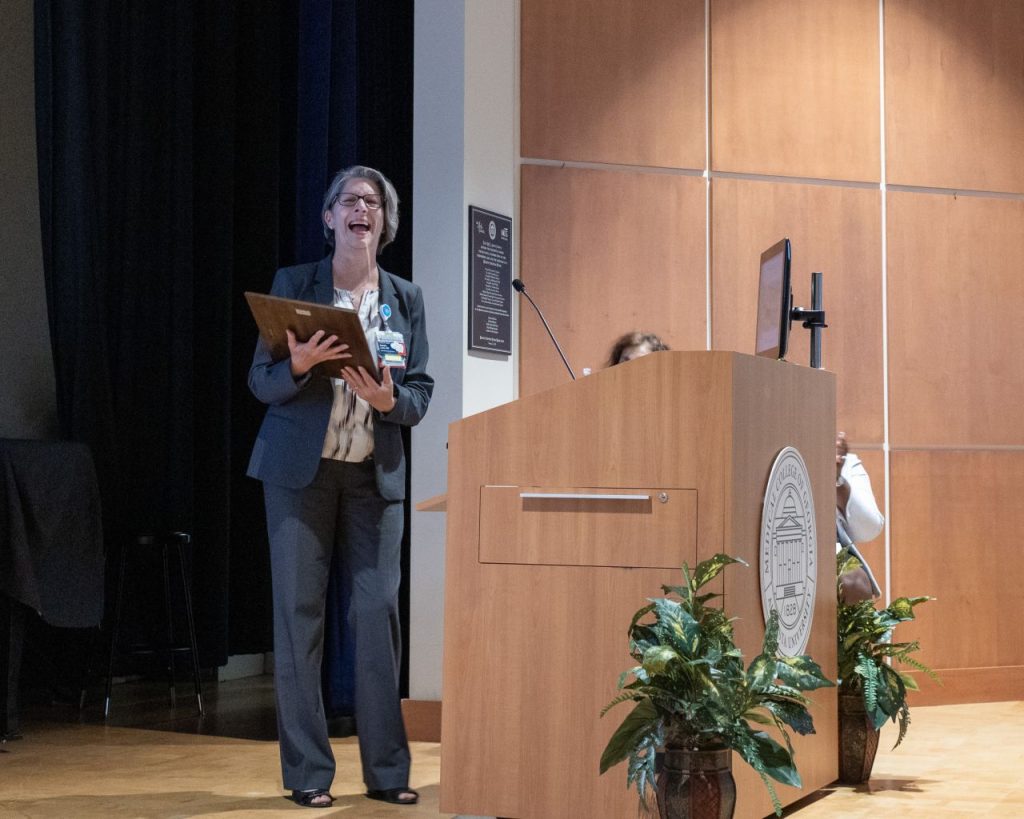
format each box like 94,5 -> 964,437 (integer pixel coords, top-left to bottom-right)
248,166 -> 432,808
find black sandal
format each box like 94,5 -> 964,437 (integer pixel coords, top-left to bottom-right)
367,787 -> 419,805
291,789 -> 335,808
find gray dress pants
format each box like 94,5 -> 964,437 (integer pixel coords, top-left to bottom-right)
263,457 -> 410,793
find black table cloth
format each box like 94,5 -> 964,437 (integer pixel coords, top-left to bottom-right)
1,439 -> 104,739
0,438 -> 104,627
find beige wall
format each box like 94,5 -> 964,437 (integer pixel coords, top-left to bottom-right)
519,0 -> 1024,704
0,0 -> 58,438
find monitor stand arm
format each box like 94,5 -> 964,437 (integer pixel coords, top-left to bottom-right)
790,271 -> 828,369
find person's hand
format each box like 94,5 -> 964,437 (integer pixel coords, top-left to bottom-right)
839,566 -> 876,604
341,365 -> 396,413
287,329 -> 350,377
835,431 -> 849,478
835,430 -> 851,511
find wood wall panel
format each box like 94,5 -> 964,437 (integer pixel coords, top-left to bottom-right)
885,0 -> 1024,192
710,0 -> 880,181
521,0 -> 705,168
889,451 -> 1024,673
515,0 -> 1024,719
710,178 -> 883,443
519,164 -> 706,397
887,192 -> 1024,446
902,666 -> 1024,707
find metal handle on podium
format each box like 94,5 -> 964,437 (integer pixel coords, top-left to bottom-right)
519,492 -> 651,501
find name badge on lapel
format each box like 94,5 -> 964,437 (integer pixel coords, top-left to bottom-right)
376,331 -> 407,369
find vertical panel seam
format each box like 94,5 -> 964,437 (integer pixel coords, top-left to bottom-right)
513,0 -> 521,400
879,0 -> 892,603
705,0 -> 712,351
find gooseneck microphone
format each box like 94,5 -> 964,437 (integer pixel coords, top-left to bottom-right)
512,278 -> 576,380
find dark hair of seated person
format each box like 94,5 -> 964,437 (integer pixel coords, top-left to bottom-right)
606,332 -> 670,368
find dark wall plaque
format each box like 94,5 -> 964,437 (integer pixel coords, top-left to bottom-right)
468,205 -> 512,355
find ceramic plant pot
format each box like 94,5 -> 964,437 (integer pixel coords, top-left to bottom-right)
838,691 -> 881,784
656,746 -> 736,819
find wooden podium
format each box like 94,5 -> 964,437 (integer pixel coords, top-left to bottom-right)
440,351 -> 837,818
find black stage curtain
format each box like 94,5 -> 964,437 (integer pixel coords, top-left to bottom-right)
34,1 -> 414,692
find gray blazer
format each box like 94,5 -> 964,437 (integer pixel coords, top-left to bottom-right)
246,256 -> 433,500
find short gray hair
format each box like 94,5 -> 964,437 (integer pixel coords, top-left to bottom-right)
321,165 -> 400,253
606,331 -> 670,367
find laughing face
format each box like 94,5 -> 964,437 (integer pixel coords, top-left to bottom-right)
325,177 -> 384,256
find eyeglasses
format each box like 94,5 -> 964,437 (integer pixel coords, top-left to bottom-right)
335,192 -> 384,210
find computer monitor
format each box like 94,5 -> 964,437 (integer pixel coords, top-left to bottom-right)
755,238 -> 792,360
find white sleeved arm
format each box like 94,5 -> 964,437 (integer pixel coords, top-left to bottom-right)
839,453 -> 885,543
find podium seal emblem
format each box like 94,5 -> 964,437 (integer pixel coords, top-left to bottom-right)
759,446 -> 817,656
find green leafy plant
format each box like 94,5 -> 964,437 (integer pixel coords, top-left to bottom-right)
837,549 -> 939,747
599,553 -> 833,816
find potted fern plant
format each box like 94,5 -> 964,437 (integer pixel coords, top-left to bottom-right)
836,549 -> 938,783
599,553 -> 833,818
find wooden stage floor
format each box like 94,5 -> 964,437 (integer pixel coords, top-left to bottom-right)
1,676 -> 1022,817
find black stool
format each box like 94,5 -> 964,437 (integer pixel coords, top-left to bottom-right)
103,532 -> 204,716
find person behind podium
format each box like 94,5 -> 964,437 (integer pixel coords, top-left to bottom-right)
606,331 -> 670,367
247,165 -> 433,808
835,431 -> 885,603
